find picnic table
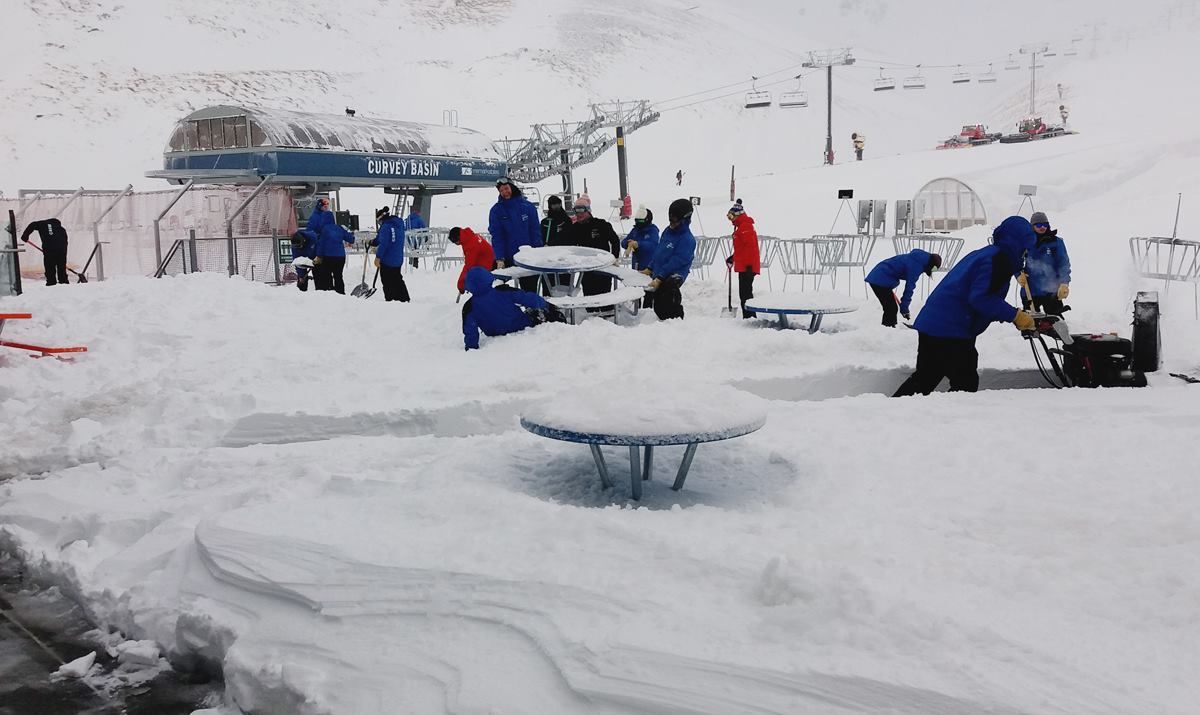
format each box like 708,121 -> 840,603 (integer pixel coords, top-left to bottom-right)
520,385 -> 767,500
743,291 -> 859,333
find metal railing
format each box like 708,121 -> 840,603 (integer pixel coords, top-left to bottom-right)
156,232 -> 286,284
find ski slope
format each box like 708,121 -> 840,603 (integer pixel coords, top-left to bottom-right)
3,1 -> 1200,714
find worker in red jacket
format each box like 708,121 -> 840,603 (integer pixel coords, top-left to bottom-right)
724,199 -> 761,318
449,227 -> 496,295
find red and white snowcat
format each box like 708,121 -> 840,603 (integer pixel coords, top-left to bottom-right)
936,124 -> 1002,149
999,116 -> 1072,143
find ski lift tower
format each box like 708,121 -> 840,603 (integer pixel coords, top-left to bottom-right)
802,49 -> 856,165
1018,43 -> 1050,115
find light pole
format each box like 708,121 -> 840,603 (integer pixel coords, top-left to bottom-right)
1019,43 -> 1049,116
803,49 -> 855,165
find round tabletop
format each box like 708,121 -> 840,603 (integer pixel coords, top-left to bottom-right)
520,383 -> 767,446
513,246 -> 616,273
744,291 -> 860,315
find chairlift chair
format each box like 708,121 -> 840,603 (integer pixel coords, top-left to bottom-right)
744,76 -> 772,109
951,65 -> 971,84
978,63 -> 998,83
1043,48 -> 1057,57
873,67 -> 896,91
1064,38 -> 1081,57
902,65 -> 926,90
1004,54 -> 1021,70
779,76 -> 808,107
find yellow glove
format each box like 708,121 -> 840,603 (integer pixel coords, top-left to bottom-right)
1013,310 -> 1035,331
647,278 -> 662,291
1057,283 -> 1069,300
1016,272 -> 1028,287
627,240 -> 638,252
640,268 -> 652,276
313,256 -> 323,266
373,257 -> 381,268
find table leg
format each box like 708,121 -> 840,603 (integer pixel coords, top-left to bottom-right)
589,444 -> 612,489
672,443 -> 699,491
808,314 -> 823,334
629,446 -> 642,500
643,445 -> 653,481
778,314 -> 789,329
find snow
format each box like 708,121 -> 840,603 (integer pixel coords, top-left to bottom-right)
521,381 -> 767,442
513,245 -> 617,272
3,1 -> 1200,714
746,290 -> 862,312
53,651 -> 97,679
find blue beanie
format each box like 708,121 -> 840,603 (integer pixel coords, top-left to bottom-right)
728,198 -> 745,215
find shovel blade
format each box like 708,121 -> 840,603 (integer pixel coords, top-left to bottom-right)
350,282 -> 370,298
362,288 -> 377,299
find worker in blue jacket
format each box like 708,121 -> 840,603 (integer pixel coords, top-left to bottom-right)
367,206 -> 410,302
461,267 -> 562,350
404,206 -> 427,268
1017,211 -> 1072,317
290,229 -> 318,291
646,199 -> 697,320
306,198 -> 355,293
893,216 -> 1037,396
865,249 -> 942,326
488,177 -> 543,292
622,205 -> 660,271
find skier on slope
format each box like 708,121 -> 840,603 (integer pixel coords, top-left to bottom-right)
865,250 -> 942,327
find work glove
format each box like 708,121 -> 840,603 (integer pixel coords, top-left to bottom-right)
1016,272 -> 1028,287
647,278 -> 662,291
901,311 -> 910,321
313,256 -> 323,266
495,260 -> 506,269
725,255 -> 734,267
374,257 -> 381,268
1013,310 -> 1036,332
627,240 -> 638,252
1057,283 -> 1070,300
640,268 -> 652,276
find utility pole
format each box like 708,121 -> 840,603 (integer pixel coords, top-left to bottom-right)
615,125 -> 628,208
803,48 -> 855,166
1019,43 -> 1049,116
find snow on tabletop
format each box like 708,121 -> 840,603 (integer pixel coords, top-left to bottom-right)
521,381 -> 767,440
52,651 -> 97,679
513,245 -> 616,272
746,291 -> 860,313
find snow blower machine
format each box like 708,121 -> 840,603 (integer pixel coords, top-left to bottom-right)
1022,292 -> 1161,388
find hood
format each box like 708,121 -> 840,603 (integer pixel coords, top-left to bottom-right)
382,215 -> 404,229
464,266 -> 495,295
732,214 -> 754,229
992,216 -> 1036,266
460,227 -> 481,243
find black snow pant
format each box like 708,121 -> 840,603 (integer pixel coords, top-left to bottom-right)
855,148 -> 864,161
517,274 -> 540,294
380,265 -> 411,302
653,276 -> 685,320
43,245 -> 69,286
312,259 -> 332,291
738,270 -> 756,318
296,267 -> 310,292
581,271 -> 613,312
893,333 -> 980,397
325,256 -> 347,294
1022,293 -> 1066,317
870,283 -> 899,327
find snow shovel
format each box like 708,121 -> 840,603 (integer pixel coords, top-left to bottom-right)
362,267 -> 379,299
24,240 -> 88,283
350,246 -> 372,297
721,261 -> 738,316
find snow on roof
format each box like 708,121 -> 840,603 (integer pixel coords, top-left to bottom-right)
181,105 -> 502,160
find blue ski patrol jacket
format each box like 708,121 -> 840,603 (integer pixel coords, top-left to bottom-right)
622,223 -> 660,271
404,212 -> 427,231
307,208 -> 354,257
370,215 -> 407,267
650,218 -> 697,282
913,216 -> 1036,339
1019,230 -> 1071,296
462,267 -> 550,350
488,194 -> 542,264
866,249 -> 933,315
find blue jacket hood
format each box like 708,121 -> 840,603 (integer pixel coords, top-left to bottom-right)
992,216 -> 1037,267
464,266 -> 495,295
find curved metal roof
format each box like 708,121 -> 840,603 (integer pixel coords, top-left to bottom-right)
177,105 -> 502,160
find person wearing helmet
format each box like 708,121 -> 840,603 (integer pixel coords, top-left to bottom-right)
865,249 -> 942,326
646,198 -> 698,320
488,176 -> 543,293
622,205 -> 660,308
724,198 -> 761,318
893,216 -> 1037,396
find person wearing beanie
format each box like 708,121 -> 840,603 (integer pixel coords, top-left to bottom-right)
365,206 -> 410,302
894,216 -> 1037,397
723,199 -> 761,318
20,217 -> 70,286
564,194 -> 621,309
488,176 -> 543,292
541,195 -> 571,247
447,226 -> 495,295
1017,211 -> 1072,317
865,249 -> 942,326
646,199 -> 698,320
622,205 -> 661,308
305,196 -> 355,293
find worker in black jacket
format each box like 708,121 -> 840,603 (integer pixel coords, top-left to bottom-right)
21,218 -> 70,286
564,194 -> 620,309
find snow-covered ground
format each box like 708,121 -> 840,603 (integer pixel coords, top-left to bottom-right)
4,1 -> 1200,713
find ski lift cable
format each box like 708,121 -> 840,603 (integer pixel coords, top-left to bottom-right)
649,61 -> 811,105
655,71 -> 820,113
